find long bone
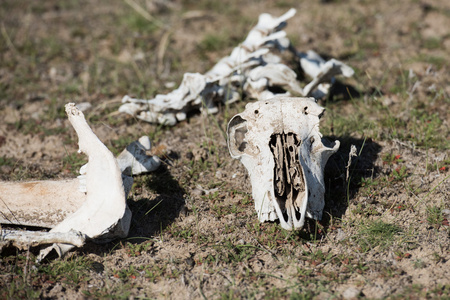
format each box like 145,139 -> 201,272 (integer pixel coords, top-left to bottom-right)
227,96 -> 339,230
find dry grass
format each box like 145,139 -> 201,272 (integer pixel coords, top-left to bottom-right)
0,0 -> 449,299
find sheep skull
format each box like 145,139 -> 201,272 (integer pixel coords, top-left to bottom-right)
227,96 -> 339,230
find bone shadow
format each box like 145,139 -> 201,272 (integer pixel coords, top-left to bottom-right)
80,157 -> 186,256
126,163 -> 186,240
327,80 -> 362,102
321,136 -> 382,225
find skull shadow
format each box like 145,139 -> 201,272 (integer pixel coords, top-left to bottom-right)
322,136 -> 382,225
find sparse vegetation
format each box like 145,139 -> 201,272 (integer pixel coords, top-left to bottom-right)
0,0 -> 449,299
351,220 -> 403,252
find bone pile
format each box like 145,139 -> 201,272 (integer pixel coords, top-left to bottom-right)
119,8 -> 354,125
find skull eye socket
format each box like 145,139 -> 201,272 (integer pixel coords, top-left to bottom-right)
236,128 -> 248,152
227,115 -> 249,157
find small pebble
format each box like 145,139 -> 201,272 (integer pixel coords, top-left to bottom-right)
342,287 -> 362,299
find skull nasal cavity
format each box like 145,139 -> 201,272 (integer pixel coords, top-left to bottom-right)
269,132 -> 304,213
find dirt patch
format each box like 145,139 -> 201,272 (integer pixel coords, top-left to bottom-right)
0,0 -> 449,299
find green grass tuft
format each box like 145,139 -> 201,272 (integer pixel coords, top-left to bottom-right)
352,220 -> 402,252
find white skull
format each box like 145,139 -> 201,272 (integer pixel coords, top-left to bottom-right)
227,96 -> 339,230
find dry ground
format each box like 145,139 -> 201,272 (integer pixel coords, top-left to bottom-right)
0,0 -> 449,299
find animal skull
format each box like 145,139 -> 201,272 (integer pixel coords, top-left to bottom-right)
227,96 -> 339,230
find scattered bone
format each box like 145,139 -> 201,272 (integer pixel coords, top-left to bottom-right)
227,96 -> 339,230
40,103 -> 131,259
119,9 -> 354,125
0,104 -> 160,260
117,136 -> 161,175
120,72 -> 207,125
77,135 -> 160,194
298,50 -> 354,98
245,63 -> 304,100
0,229 -> 86,250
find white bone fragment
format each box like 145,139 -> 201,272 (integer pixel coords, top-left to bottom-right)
120,8 -> 354,125
117,135 -> 161,175
120,72 -> 206,125
299,50 -> 354,97
1,229 -> 86,250
299,50 -> 329,78
206,48 -> 269,81
242,8 -> 296,50
76,135 -> 160,196
227,96 -> 339,230
245,63 -> 304,100
36,103 -> 132,259
0,103 -> 138,259
74,135 -> 161,177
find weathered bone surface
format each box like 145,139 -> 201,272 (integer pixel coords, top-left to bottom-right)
119,9 -> 354,125
0,134 -> 160,229
116,136 -> 160,175
227,96 -> 339,230
40,103 -> 131,257
0,180 -> 85,228
245,63 -> 304,100
0,104 -> 162,259
1,229 -> 86,251
299,50 -> 355,98
78,135 -> 161,194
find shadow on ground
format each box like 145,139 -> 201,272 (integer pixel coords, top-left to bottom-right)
126,163 -> 186,239
79,157 -> 186,257
328,80 -> 362,101
322,136 -> 382,225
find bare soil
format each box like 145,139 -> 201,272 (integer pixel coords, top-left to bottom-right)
0,0 -> 449,299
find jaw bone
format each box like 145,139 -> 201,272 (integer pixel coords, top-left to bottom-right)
38,103 -> 131,259
227,96 -> 339,230
0,134 -> 160,230
0,104 -> 160,259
